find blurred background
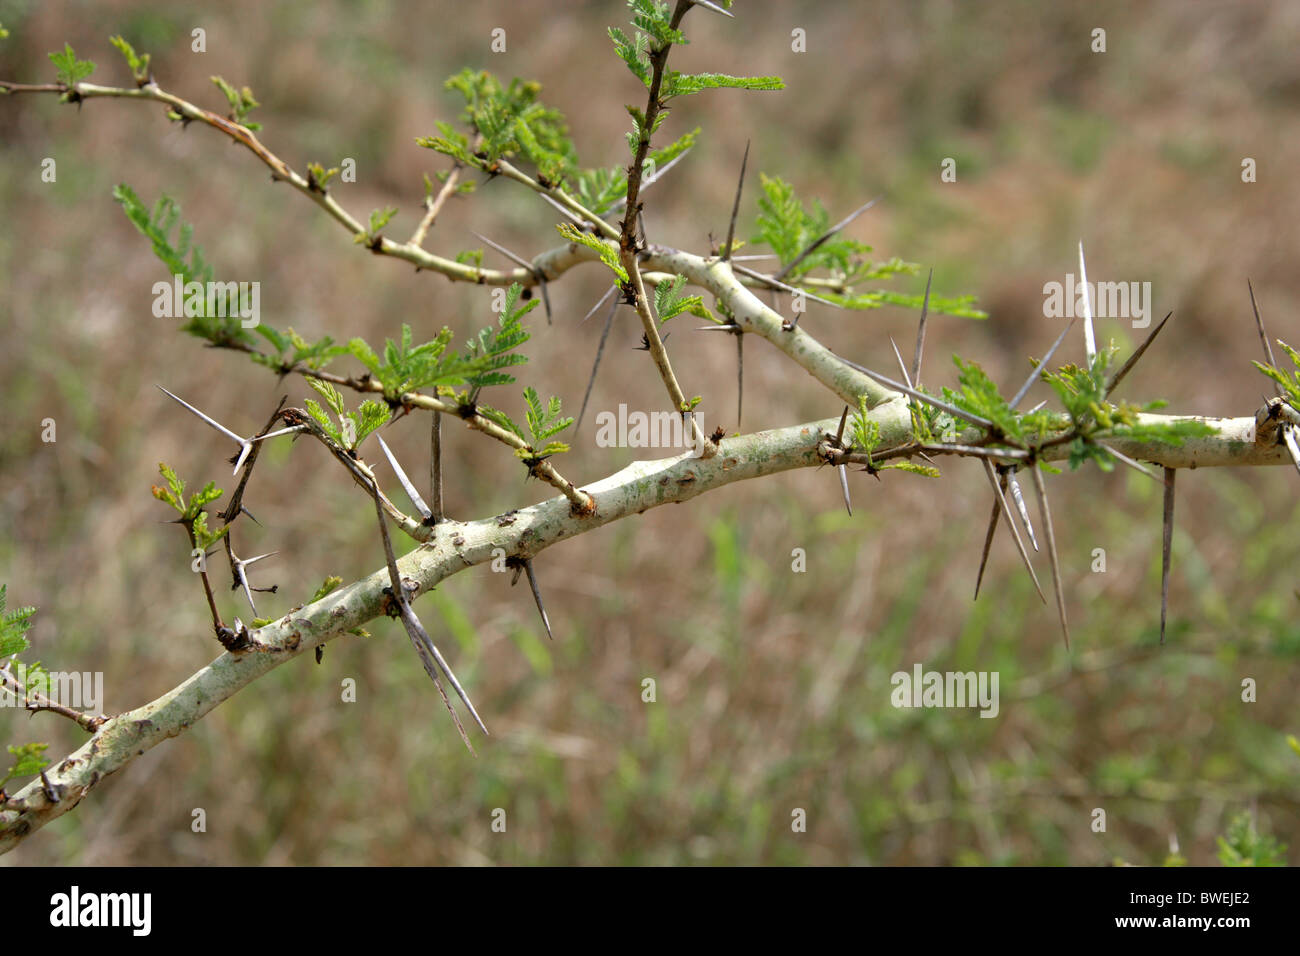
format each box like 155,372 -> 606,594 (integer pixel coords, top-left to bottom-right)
1,0 -> 1297,865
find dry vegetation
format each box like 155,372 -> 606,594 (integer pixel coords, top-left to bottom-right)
0,0 -> 1297,864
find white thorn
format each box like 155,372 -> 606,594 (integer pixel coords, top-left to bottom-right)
1078,240 -> 1096,364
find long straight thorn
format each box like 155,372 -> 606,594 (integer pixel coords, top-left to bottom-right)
1099,443 -> 1161,482
1078,240 -> 1096,364
981,460 -> 1046,604
156,385 -> 245,444
1028,464 -> 1070,649
581,284 -> 617,323
890,337 -> 914,389
1160,467 -> 1176,644
838,464 -> 852,516
522,559 -> 554,641
1006,468 -> 1039,551
732,264 -> 840,309
248,424 -> 306,443
1247,280 -> 1280,390
1009,317 -> 1077,409
538,192 -> 582,223
835,406 -> 849,446
396,600 -> 477,752
689,0 -> 734,17
911,268 -> 932,388
836,357 -> 996,429
720,139 -> 750,263
1283,424 -> 1300,477
157,385 -> 253,473
776,196 -> 881,283
376,435 -> 432,520
576,290 -> 620,431
1106,311 -> 1173,397
370,481 -> 485,740
471,231 -> 550,323
973,489 -> 1001,600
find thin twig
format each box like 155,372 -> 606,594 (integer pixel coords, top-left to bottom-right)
411,164 -> 463,248
430,414 -> 445,522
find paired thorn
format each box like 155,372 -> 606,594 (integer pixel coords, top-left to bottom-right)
376,435 -> 433,521
229,545 -> 278,616
1028,464 -> 1069,649
576,290 -> 620,432
1160,467 -> 1176,645
156,385 -> 302,475
368,478 -> 485,751
978,460 -> 1046,604
720,139 -> 749,263
472,231 -> 551,324
1008,317 -> 1077,409
1078,240 -> 1096,365
1106,311 -> 1173,397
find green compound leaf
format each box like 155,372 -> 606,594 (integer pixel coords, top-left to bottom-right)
0,585 -> 36,659
557,223 -> 626,282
